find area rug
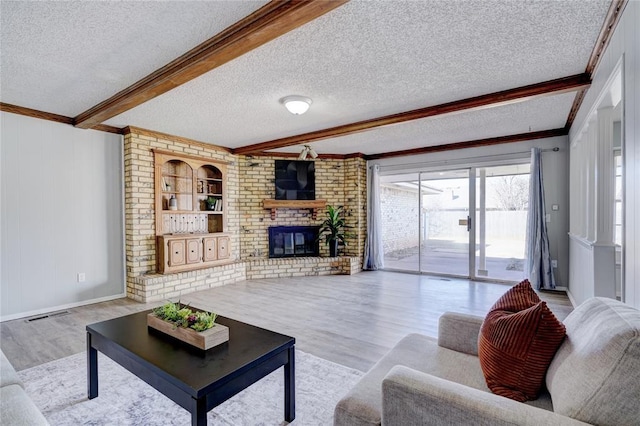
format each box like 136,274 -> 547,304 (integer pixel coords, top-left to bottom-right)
18,350 -> 363,425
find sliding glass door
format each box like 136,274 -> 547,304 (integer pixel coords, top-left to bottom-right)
419,169 -> 470,276
474,164 -> 530,281
380,169 -> 470,276
380,162 -> 529,282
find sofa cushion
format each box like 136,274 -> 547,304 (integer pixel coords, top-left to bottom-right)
478,280 -> 566,402
1,349 -> 22,388
333,333 -> 553,426
334,334 -> 489,426
546,297 -> 640,425
0,384 -> 49,425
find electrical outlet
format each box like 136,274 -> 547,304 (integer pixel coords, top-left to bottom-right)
77,273 -> 86,283
551,260 -> 558,268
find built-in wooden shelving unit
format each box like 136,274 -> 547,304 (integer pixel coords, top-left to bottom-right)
153,149 -> 232,274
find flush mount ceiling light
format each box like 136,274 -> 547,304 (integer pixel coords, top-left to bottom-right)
298,145 -> 318,160
281,95 -> 312,115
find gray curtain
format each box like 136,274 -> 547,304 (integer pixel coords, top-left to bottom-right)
364,164 -> 384,270
525,148 -> 556,289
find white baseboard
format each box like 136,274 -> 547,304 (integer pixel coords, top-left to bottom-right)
0,292 -> 126,322
565,289 -> 578,308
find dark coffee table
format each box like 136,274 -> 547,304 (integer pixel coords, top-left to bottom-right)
86,310 -> 295,426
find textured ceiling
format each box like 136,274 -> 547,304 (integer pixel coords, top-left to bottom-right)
0,1 -> 267,116
1,0 -> 611,157
269,92 -> 577,155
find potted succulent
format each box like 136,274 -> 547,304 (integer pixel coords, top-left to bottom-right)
318,205 -> 351,257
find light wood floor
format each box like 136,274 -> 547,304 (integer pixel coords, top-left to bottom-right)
0,271 -> 573,372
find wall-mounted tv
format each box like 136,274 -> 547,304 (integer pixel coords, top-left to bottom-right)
275,160 -> 315,200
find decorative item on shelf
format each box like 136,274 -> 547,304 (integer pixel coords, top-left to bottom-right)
206,196 -> 216,211
318,205 -> 352,257
208,183 -> 215,194
169,195 -> 177,210
147,301 -> 229,350
197,181 -> 204,193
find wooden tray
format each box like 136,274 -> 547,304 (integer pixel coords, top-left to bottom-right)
147,313 -> 229,350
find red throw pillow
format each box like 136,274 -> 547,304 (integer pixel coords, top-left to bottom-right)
478,280 -> 566,402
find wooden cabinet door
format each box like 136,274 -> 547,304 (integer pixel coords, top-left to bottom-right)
168,240 -> 186,267
186,238 -> 202,264
203,237 -> 217,262
217,236 -> 230,259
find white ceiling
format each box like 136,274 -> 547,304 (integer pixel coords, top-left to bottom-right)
1,0 -> 611,157
0,1 -> 267,115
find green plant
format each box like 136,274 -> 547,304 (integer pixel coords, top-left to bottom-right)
206,196 -> 216,209
318,205 -> 351,256
152,301 -> 218,332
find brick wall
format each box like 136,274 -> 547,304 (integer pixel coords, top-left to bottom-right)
237,155 -> 366,266
123,127 -> 367,302
245,256 -> 360,279
341,158 -> 367,262
124,128 -> 242,302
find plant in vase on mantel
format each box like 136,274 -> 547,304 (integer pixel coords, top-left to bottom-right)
318,205 -> 352,257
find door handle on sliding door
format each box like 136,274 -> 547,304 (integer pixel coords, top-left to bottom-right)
458,216 -> 471,232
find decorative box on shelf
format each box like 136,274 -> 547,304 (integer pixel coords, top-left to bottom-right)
147,309 -> 229,350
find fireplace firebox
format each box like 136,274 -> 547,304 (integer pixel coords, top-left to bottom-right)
268,226 -> 320,258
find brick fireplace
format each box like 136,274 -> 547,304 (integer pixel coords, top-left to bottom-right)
268,226 -> 320,258
123,127 -> 367,302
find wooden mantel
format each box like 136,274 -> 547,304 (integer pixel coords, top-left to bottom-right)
263,199 -> 327,220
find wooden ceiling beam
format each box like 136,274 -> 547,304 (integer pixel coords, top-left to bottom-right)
74,0 -> 348,129
1,102 -> 74,125
0,102 -> 123,134
565,0 -> 628,130
366,128 -> 568,161
233,73 -> 590,155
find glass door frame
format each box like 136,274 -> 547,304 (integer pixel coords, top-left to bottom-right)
416,168 -> 475,278
381,160 -> 531,283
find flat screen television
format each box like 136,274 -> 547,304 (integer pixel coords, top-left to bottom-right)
274,160 -> 315,200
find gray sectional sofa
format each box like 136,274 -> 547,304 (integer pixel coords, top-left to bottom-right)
334,297 -> 640,425
1,349 -> 49,425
